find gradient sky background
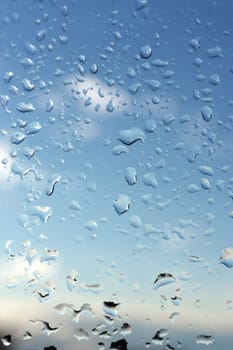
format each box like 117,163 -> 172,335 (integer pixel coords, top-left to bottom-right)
0,0 -> 233,349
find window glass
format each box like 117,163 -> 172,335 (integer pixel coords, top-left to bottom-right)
0,0 -> 233,349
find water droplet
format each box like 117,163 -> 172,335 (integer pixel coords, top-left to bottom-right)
199,165 -> 214,176
125,167 -> 137,185
140,45 -> 152,59
80,282 -> 103,294
135,0 -> 148,10
16,102 -> 35,113
200,178 -> 211,190
22,79 -> 35,91
103,301 -> 120,318
209,73 -> 220,85
26,121 -> 42,135
144,119 -> 156,133
128,82 -> 142,95
153,273 -> 175,289
220,247 -> 233,268
31,320 -> 61,336
187,145 -> 201,163
3,71 -> 14,83
196,334 -> 214,345
23,331 -> 32,340
74,328 -> 89,340
10,131 -> 26,145
54,303 -> 74,315
46,99 -> 54,112
66,270 -> 79,291
187,184 -> 200,193
206,46 -> 222,58
188,255 -> 204,263
73,303 -> 94,323
1,335 -> 11,347
152,329 -> 168,345
106,100 -> 115,112
189,37 -> 200,50
46,174 -> 61,196
143,173 -> 158,188
40,248 -> 59,262
120,323 -> 132,336
113,194 -> 131,215
30,206 -> 52,223
69,200 -> 81,211
90,63 -> 98,74
201,105 -> 213,122
152,59 -> 168,67
36,29 -> 47,42
162,113 -> 175,126
170,296 -> 182,306
112,145 -> 129,155
118,128 -> 145,145
169,312 -> 180,322
129,215 -> 142,228
85,220 -> 98,231
144,79 -> 161,91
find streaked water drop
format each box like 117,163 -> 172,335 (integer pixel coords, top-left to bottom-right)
46,174 -> 61,196
118,128 -> 145,145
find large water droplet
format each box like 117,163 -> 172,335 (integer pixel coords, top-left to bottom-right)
196,334 -> 214,345
16,102 -> 35,113
201,105 -> 213,122
113,194 -> 131,215
125,167 -> 137,185
153,273 -> 175,289
30,206 -> 52,223
11,131 -> 26,144
140,45 -> 152,59
1,335 -> 11,347
220,247 -> 233,268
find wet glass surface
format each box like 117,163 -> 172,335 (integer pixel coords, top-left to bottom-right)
0,0 -> 233,349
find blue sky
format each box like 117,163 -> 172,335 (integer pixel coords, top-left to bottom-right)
0,0 -> 233,349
